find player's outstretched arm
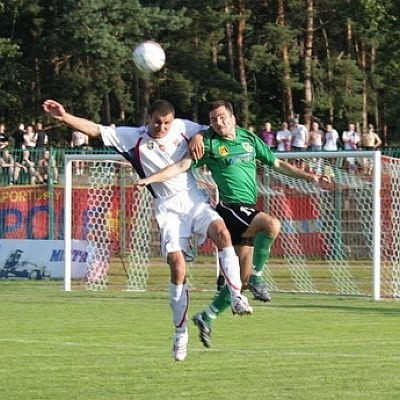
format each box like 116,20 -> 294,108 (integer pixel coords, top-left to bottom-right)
42,99 -> 101,138
135,157 -> 192,190
273,158 -> 330,183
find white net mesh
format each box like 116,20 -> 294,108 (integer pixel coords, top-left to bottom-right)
66,152 -> 400,298
69,159 -> 154,291
381,156 -> 400,298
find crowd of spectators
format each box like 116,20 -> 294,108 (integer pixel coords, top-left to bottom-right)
0,118 -> 384,186
257,118 -> 383,174
0,122 -> 66,185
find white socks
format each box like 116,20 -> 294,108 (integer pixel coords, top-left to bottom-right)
218,247 -> 242,297
169,282 -> 189,332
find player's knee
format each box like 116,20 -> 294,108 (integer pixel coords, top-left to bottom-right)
260,214 -> 281,238
167,251 -> 187,283
210,222 -> 232,248
271,217 -> 281,237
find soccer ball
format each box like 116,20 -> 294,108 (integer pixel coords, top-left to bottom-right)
132,41 -> 166,73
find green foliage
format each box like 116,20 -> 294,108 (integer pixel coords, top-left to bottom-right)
0,0 -> 400,135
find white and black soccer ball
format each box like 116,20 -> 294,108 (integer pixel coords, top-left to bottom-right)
132,41 -> 166,73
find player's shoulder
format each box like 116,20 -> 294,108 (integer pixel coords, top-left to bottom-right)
110,125 -> 142,144
236,126 -> 261,142
173,118 -> 205,131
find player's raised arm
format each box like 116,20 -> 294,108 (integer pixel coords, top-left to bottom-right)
135,157 -> 192,190
42,99 -> 101,138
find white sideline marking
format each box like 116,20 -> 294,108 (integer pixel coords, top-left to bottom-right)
0,338 -> 398,360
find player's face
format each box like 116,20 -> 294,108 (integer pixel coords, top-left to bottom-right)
147,112 -> 174,139
209,106 -> 236,139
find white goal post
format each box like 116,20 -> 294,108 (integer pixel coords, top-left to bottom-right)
64,151 -> 400,300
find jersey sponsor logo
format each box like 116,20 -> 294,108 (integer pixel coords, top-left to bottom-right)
242,142 -> 253,152
158,144 -> 166,151
146,141 -> 155,150
218,145 -> 229,156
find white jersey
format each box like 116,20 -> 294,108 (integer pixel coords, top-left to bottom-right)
99,118 -> 207,198
99,118 -> 221,257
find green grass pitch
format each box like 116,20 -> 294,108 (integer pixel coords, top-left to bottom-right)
1,280 -> 400,400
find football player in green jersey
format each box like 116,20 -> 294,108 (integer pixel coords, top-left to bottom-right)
136,100 -> 329,348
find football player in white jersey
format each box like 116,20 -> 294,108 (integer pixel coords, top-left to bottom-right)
43,99 -> 252,362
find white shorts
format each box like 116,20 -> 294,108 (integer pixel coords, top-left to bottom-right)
154,188 -> 222,258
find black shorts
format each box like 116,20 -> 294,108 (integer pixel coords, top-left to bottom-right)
215,202 -> 260,245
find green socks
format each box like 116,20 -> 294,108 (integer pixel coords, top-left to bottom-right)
251,232 -> 275,280
202,285 -> 231,324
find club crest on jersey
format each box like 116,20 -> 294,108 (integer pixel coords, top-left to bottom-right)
218,145 -> 229,156
147,141 -> 155,150
242,142 -> 253,152
158,144 -> 166,151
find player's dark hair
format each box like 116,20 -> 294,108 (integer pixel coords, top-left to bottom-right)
209,101 -> 234,115
148,100 -> 175,117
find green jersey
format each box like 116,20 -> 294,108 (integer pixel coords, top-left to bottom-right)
193,126 -> 276,204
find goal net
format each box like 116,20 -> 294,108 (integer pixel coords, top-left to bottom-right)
64,151 -> 400,299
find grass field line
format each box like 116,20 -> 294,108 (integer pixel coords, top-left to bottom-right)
1,337 -> 399,361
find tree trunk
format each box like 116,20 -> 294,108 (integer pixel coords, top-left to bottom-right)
371,45 -> 379,131
137,77 -> 151,125
102,92 -> 111,125
303,0 -> 314,129
277,0 -> 294,121
360,40 -> 368,131
320,17 -> 334,123
225,3 -> 236,79
234,0 -> 249,127
346,1 -> 353,119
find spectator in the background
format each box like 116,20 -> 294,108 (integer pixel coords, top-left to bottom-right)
361,124 -> 382,151
342,123 -> 360,173
258,122 -> 276,150
12,123 -> 25,150
13,149 -> 37,184
308,122 -> 324,152
323,124 -> 340,151
36,149 -> 59,184
290,117 -> 308,169
0,123 -> 7,137
23,125 -> 37,149
0,147 -> 16,185
290,118 -> 308,152
70,130 -> 89,175
275,122 -> 292,152
34,121 -> 49,158
0,133 -> 8,147
360,124 -> 382,175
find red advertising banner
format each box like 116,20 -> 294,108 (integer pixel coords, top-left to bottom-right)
0,185 -> 326,257
0,186 -> 64,239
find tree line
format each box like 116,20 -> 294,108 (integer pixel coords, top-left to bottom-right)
1,0 -> 399,144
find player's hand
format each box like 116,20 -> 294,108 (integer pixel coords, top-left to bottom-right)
189,133 -> 204,161
134,178 -> 150,191
318,174 -> 331,183
309,174 -> 332,191
42,100 -> 67,121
